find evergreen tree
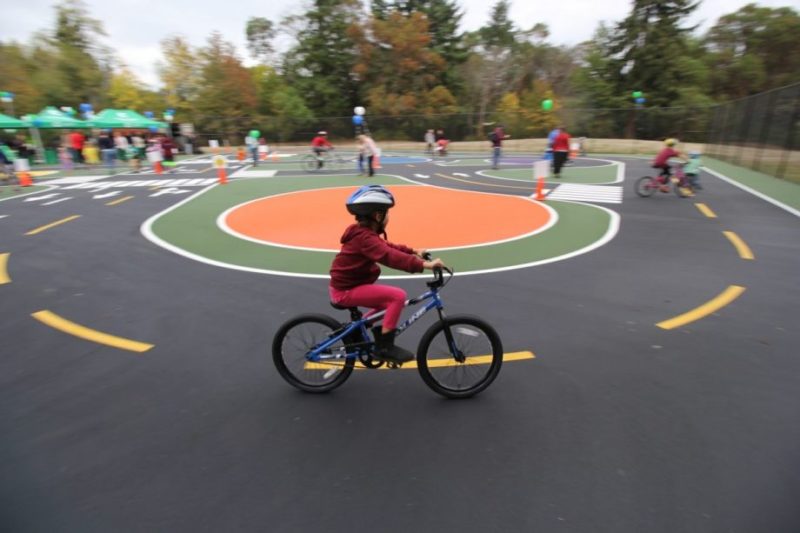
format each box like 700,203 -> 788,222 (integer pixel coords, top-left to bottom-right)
282,0 -> 363,119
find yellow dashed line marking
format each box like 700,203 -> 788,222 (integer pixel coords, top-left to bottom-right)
106,195 -> 134,206
32,310 -> 154,353
305,350 -> 534,370
722,231 -> 755,260
25,215 -> 81,236
0,253 -> 10,284
657,285 -> 746,330
695,203 -> 717,218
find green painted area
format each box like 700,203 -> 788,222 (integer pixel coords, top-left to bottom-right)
0,185 -> 49,198
149,176 -> 614,276
702,157 -> 800,212
481,163 -> 619,184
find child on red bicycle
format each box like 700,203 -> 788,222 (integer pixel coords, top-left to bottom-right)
329,185 -> 445,364
652,138 -> 687,191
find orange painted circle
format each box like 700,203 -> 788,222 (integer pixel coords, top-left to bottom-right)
225,185 -> 552,250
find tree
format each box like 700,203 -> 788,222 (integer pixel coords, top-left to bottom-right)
282,0 -> 363,118
245,17 -> 276,64
108,66 -> 148,110
704,4 -> 800,98
0,42 -> 44,115
193,33 -> 259,139
251,65 -> 314,140
604,0 -> 699,107
351,11 -> 447,115
158,36 -> 201,118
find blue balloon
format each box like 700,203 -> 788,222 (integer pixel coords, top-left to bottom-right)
79,103 -> 91,112
352,115 -> 363,125
144,111 -> 154,118
636,97 -> 646,104
33,119 -> 44,128
149,126 -> 159,133
166,108 -> 175,115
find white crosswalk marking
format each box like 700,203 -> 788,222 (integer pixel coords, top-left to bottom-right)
63,178 -> 217,190
545,183 -> 623,204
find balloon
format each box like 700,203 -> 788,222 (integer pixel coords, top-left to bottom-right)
632,91 -> 643,99
33,119 -> 44,128
149,126 -> 159,133
352,115 -> 363,125
541,99 -> 553,111
635,97 -> 646,104
144,111 -> 154,118
249,129 -> 260,138
79,103 -> 89,112
167,108 -> 175,115
354,106 -> 366,116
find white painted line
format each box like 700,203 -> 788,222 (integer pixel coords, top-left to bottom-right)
42,197 -> 72,206
703,167 -> 800,218
45,175 -> 108,185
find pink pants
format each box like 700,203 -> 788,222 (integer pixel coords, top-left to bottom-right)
329,284 -> 407,331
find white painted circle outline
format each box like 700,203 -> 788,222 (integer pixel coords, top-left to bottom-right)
141,173 -> 620,279
216,184 -> 558,253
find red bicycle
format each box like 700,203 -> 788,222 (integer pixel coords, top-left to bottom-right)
635,162 -> 695,198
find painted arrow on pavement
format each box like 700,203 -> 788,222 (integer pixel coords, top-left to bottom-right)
150,187 -> 190,197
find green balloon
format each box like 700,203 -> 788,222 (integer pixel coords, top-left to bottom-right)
541,99 -> 553,111
249,129 -> 261,138
632,91 -> 643,98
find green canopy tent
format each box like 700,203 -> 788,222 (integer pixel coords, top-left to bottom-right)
0,113 -> 30,129
87,109 -> 168,129
25,107 -> 90,129
20,107 -> 90,163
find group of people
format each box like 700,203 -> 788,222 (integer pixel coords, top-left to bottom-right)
64,130 -> 178,171
309,131 -> 382,177
424,129 -> 449,156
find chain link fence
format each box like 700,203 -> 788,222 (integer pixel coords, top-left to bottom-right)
705,82 -> 800,183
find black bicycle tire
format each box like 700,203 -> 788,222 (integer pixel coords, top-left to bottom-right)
272,313 -> 355,393
416,315 -> 503,399
301,154 -> 319,172
635,176 -> 657,197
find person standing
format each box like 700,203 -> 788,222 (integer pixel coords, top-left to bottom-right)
551,126 -> 571,179
98,131 -> 116,168
489,124 -> 510,169
359,134 -> 379,177
424,129 -> 435,154
68,130 -> 85,164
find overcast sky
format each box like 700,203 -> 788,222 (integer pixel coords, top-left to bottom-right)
1,0 -> 796,88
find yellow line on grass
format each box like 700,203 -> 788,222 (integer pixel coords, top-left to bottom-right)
106,195 -> 134,206
305,350 -> 534,371
25,215 -> 81,236
656,285 -> 746,330
722,231 -> 755,260
694,203 -> 717,218
32,310 -> 154,353
0,253 -> 10,284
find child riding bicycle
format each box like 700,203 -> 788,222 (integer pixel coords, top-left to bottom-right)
310,131 -> 334,169
652,138 -> 687,192
329,185 -> 445,364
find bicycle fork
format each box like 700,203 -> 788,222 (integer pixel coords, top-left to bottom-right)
436,307 -> 466,363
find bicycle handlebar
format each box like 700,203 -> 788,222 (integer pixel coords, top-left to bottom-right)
421,252 -> 452,289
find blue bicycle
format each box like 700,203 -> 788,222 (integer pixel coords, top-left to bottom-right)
272,261 -> 503,398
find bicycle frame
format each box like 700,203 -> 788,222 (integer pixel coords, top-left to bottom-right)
307,284 -> 447,363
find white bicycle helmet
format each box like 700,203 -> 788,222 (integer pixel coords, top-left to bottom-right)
346,185 -> 395,216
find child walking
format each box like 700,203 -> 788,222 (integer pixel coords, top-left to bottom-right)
329,185 -> 445,363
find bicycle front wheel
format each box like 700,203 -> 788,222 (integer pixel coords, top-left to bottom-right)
417,315 -> 503,399
272,314 -> 355,393
301,154 -> 320,172
635,176 -> 657,197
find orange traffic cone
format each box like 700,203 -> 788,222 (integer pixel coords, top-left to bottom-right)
237,148 -> 245,161
18,172 -> 33,187
534,176 -> 546,201
154,161 -> 163,175
373,154 -> 382,169
217,167 -> 228,185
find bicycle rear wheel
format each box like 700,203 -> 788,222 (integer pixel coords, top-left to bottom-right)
417,315 -> 503,399
302,154 -> 320,172
635,176 -> 658,197
272,314 -> 355,393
